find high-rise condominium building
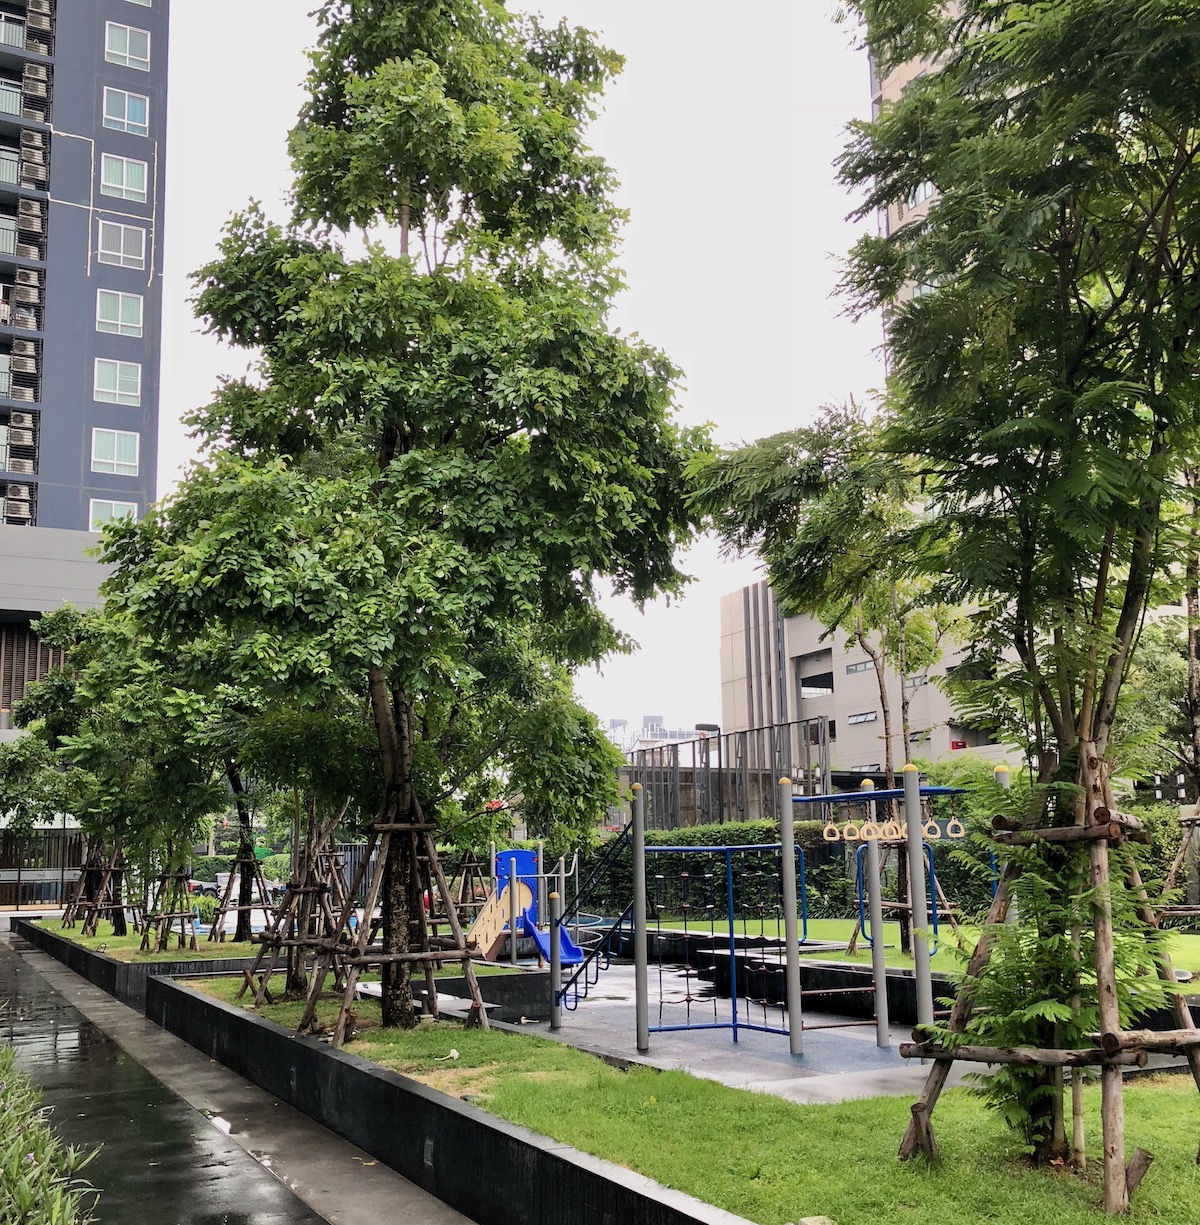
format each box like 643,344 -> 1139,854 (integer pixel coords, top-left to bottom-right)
0,0 -> 169,738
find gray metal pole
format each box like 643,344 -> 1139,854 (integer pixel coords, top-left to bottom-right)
632,783 -> 650,1054
550,890 -> 562,1031
489,841 -> 497,895
509,855 -> 519,967
861,780 -> 890,1047
778,777 -> 803,1056
902,763 -> 934,1031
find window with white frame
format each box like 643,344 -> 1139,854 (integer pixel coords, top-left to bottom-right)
97,220 -> 146,269
125,0 -> 151,6
847,711 -> 878,725
94,358 -> 141,406
100,154 -> 147,202
845,660 -> 873,674
105,22 -> 150,70
89,498 -> 138,529
103,87 -> 149,137
908,180 -> 936,208
91,429 -> 139,476
96,289 -> 143,337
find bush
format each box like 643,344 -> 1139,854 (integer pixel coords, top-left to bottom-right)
192,895 -> 220,925
261,854 -> 290,883
189,855 -> 235,882
0,1046 -> 98,1223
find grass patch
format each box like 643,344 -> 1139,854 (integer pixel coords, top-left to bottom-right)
41,919 -> 257,963
186,977 -> 1200,1224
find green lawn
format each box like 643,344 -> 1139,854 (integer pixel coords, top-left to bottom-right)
47,919 -> 259,963
186,976 -> 1200,1225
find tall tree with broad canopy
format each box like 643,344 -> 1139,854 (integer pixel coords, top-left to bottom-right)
102,0 -> 701,1028
839,0 -> 1200,1182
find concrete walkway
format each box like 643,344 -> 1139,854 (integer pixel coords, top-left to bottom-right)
0,934 -> 474,1225
523,962 -> 974,1105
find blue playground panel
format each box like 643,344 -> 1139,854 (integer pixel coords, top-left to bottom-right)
495,848 -> 540,925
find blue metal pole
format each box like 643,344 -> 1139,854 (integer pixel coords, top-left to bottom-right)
726,847 -> 738,1043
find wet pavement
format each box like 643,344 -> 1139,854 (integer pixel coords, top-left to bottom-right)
0,935 -> 473,1225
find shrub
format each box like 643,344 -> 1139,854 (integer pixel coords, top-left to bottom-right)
0,1045 -> 98,1224
192,895 -> 220,925
261,854 -> 290,883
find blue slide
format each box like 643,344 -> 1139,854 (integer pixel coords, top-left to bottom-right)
519,909 -> 584,966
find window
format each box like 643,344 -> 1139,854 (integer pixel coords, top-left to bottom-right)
0,217 -> 14,258
0,79 -> 20,117
847,711 -> 878,725
845,660 -> 873,674
96,289 -> 143,337
100,154 -> 147,202
94,358 -> 141,406
0,147 -> 16,186
91,429 -> 139,476
98,221 -> 146,270
908,180 -> 936,208
0,14 -> 24,50
799,671 -> 834,698
89,498 -> 138,529
125,0 -> 151,5
105,22 -> 150,71
904,674 -> 929,689
103,87 -> 149,137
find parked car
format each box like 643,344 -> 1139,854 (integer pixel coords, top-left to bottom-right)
187,879 -> 219,899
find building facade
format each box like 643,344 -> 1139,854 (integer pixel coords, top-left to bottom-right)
0,0 -> 168,734
720,581 -> 1004,774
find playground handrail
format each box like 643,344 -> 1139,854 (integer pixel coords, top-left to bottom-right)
561,824 -> 631,926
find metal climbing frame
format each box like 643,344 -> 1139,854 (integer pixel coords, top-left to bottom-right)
643,841 -> 809,1042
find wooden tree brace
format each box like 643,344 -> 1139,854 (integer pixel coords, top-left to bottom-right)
900,1042 -> 1146,1068
1096,1029 -> 1200,1056
908,1101 -> 940,1162
993,822 -> 1121,846
1125,1147 -> 1154,1198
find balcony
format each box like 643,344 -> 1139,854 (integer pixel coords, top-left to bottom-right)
0,85 -> 19,118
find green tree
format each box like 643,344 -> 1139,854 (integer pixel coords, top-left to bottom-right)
103,0 -> 701,1028
840,0 -> 1200,1184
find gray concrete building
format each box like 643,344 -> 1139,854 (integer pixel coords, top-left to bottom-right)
0,0 -> 168,731
720,581 -> 1005,774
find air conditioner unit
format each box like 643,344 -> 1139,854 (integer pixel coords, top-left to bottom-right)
19,129 -> 44,148
28,0 -> 51,13
9,412 -> 32,428
13,286 -> 39,305
21,149 -> 44,167
6,483 -> 32,499
8,457 -> 33,474
11,356 -> 35,374
16,268 -> 38,286
11,340 -> 34,356
20,163 -> 45,183
22,81 -> 47,100
17,216 -> 42,236
14,243 -> 40,261
25,13 -> 50,33
18,199 -> 40,216
8,428 -> 33,445
10,387 -> 33,401
23,65 -> 47,83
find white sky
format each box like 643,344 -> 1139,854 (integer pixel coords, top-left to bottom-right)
161,1 -> 884,733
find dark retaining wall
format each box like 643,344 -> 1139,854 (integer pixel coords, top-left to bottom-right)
426,970 -> 551,1022
147,977 -> 753,1225
13,918 -> 256,1014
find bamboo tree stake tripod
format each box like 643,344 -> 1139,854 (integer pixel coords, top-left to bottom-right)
294,820 -> 489,1045
898,803 -> 1200,1214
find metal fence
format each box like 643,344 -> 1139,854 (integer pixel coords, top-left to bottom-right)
623,719 -> 831,830
0,829 -> 85,907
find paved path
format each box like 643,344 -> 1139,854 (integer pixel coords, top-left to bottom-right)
0,935 -> 474,1225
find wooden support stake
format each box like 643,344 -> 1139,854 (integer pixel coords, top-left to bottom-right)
1125,1147 -> 1154,1199
900,1042 -> 1146,1068
994,822 -> 1121,847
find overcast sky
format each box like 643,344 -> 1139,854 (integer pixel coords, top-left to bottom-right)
162,1 -> 884,733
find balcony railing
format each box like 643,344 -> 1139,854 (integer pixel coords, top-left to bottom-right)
0,22 -> 24,51
0,87 -> 19,117
0,227 -> 16,257
0,371 -> 11,398
0,155 -> 16,186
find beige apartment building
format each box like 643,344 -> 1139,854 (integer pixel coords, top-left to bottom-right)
719,581 -> 1004,774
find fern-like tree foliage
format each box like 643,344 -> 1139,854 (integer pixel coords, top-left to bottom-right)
833,0 -> 1200,1161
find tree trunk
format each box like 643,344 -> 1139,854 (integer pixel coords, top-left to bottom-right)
226,761 -> 255,943
1186,472 -> 1200,796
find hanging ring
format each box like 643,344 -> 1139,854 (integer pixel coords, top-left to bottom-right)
823,822 -> 840,842
946,817 -> 966,839
843,821 -> 861,841
861,821 -> 881,840
923,820 -> 941,840
880,821 -> 901,840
